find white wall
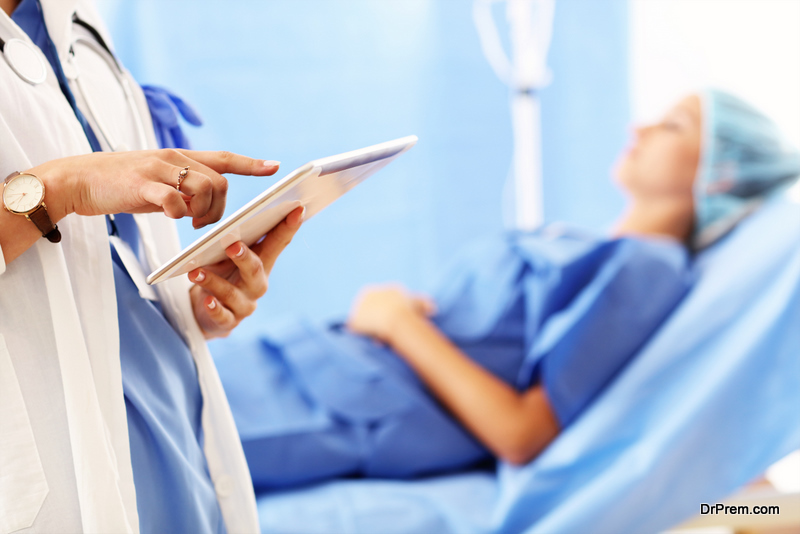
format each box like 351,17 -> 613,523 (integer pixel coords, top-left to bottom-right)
629,0 -> 800,200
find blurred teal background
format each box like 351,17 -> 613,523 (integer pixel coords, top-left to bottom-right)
97,0 -> 628,339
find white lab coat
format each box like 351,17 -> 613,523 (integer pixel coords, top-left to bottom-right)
0,1 -> 259,532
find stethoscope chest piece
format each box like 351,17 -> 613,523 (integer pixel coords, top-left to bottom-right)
2,38 -> 47,85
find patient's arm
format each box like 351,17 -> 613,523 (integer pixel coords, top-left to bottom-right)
348,286 -> 560,465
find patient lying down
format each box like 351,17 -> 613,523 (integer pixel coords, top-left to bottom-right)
214,90 -> 800,490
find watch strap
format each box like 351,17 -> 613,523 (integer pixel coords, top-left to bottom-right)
27,204 -> 61,243
4,171 -> 20,184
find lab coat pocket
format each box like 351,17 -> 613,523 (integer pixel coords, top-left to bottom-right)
0,334 -> 49,534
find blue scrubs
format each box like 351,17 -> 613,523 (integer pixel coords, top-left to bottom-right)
216,228 -> 692,490
110,217 -> 225,534
12,3 -> 224,531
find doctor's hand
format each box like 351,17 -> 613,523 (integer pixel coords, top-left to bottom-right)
347,285 -> 437,345
31,149 -> 280,228
188,206 -> 305,339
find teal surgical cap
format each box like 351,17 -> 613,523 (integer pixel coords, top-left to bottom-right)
693,89 -> 800,249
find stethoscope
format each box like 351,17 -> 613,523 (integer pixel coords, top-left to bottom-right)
0,13 -> 148,152
0,32 -> 47,84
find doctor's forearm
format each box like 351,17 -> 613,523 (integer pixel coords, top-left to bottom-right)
387,314 -> 560,465
2,149 -> 279,267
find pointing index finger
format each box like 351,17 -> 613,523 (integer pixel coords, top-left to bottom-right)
178,149 -> 280,176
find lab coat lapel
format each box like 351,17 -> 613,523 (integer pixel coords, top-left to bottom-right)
38,218 -> 136,533
59,213 -> 140,534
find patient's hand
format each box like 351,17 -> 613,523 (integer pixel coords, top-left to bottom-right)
347,285 -> 437,344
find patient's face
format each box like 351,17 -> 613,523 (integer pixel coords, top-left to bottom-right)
614,96 -> 702,202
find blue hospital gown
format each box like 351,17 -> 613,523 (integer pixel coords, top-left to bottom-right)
214,227 -> 692,490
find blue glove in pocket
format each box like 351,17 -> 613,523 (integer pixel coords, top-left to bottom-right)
142,85 -> 203,149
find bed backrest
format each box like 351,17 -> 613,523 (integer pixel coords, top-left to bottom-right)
494,196 -> 800,534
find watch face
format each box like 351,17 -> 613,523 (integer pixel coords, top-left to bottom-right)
3,174 -> 44,214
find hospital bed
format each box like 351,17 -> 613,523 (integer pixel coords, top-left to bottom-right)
255,197 -> 800,534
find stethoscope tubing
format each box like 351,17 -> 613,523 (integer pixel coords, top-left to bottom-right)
69,35 -> 149,152
1,13 -> 148,151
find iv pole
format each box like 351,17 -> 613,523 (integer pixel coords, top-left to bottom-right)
473,0 -> 555,231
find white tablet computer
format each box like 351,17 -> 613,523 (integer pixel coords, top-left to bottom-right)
146,135 -> 418,285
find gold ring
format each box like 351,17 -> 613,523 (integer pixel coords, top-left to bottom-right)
177,166 -> 189,191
